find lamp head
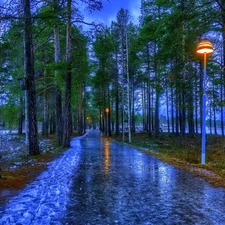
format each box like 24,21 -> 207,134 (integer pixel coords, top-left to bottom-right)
197,39 -> 213,54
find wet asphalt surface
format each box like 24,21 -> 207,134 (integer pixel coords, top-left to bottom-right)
1,129 -> 225,224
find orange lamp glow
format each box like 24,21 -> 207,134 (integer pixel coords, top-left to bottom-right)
196,39 -> 213,54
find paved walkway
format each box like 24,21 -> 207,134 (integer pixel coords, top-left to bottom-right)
1,130 -> 225,224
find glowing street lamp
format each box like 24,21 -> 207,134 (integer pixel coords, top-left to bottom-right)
99,114 -> 103,132
105,108 -> 109,136
196,39 -> 214,164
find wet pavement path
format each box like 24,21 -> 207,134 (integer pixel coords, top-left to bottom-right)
1,130 -> 225,224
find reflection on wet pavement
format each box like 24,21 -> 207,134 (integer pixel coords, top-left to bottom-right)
104,138 -> 110,174
0,130 -> 225,224
61,130 -> 225,225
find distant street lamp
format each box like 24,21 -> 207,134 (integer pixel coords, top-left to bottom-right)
196,39 -> 214,164
100,114 -> 102,132
86,117 -> 90,129
105,108 -> 109,136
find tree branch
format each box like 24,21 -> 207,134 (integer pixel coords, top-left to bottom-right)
214,0 -> 225,11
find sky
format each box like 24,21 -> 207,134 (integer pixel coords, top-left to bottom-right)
82,0 -> 141,25
0,0 -> 141,25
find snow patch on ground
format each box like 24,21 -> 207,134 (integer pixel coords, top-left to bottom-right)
0,136 -> 82,225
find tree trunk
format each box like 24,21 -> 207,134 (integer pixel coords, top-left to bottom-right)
155,88 -> 160,136
53,0 -> 63,146
165,78 -> 170,133
131,78 -> 135,133
147,44 -> 152,134
115,52 -> 120,136
18,97 -> 23,135
175,93 -> 179,135
213,105 -> 217,135
209,103 -> 212,134
194,67 -> 199,134
63,0 -> 72,147
187,91 -> 195,135
42,70 -> 49,137
107,109 -> 111,136
143,82 -> 148,131
49,113 -> 55,134
24,0 -> 39,155
222,3 -> 225,136
221,69 -> 224,136
199,61 -> 203,135
55,86 -> 62,145
78,84 -> 83,135
115,82 -> 119,135
171,83 -> 174,134
126,32 -> 131,143
121,40 -> 125,142
155,61 -> 160,136
142,83 -> 145,131
179,86 -> 186,135
83,83 -> 87,134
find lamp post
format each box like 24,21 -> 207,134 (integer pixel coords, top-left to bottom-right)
196,39 -> 213,164
86,117 -> 90,129
100,114 -> 102,132
105,108 -> 109,136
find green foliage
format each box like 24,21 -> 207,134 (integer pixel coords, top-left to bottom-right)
1,102 -> 20,129
0,0 -> 225,139
93,28 -> 114,68
218,101 -> 225,107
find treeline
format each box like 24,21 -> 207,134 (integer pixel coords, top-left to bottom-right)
0,0 -> 103,154
92,0 -> 225,141
0,0 -> 224,154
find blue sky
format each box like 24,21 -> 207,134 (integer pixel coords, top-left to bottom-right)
0,0 -> 141,25
83,0 -> 141,25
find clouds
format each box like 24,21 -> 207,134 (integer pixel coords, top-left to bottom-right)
83,0 -> 141,25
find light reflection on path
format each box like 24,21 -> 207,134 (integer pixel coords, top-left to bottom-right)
62,130 -> 225,225
103,138 -> 110,174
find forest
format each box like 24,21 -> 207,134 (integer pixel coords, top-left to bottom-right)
0,0 -> 224,157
